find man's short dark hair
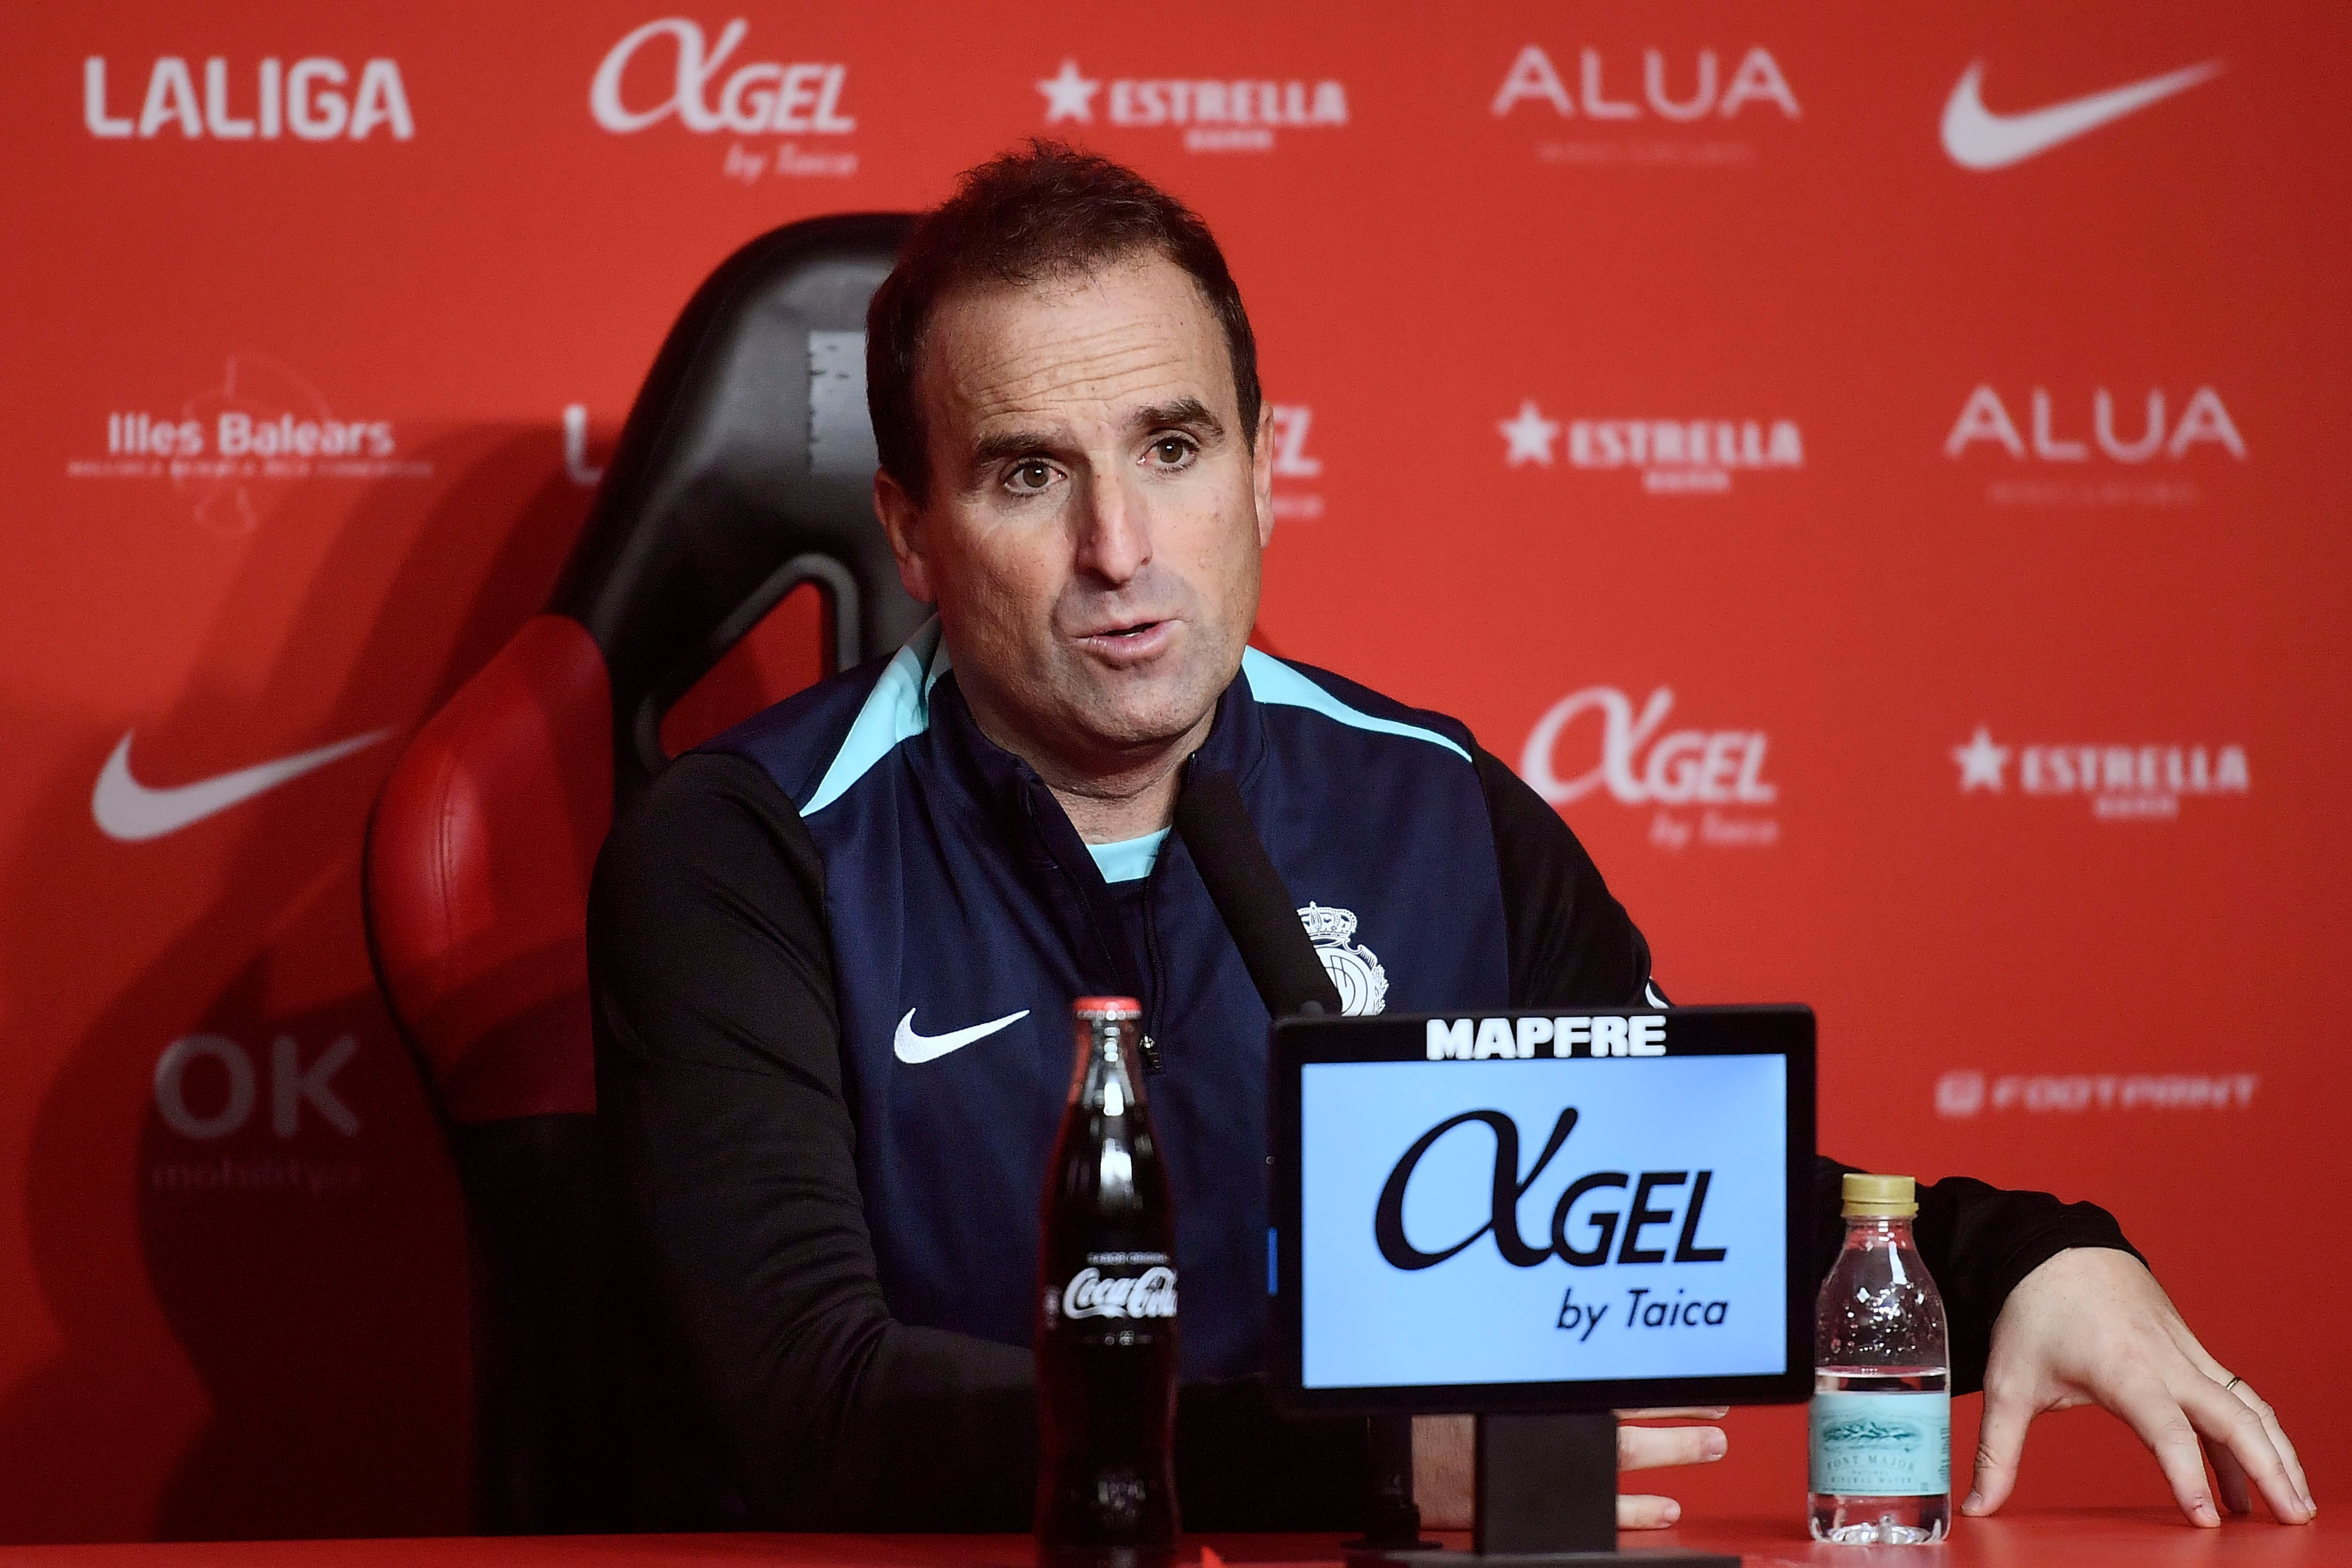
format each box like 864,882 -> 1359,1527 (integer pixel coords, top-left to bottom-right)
866,140 -> 1262,506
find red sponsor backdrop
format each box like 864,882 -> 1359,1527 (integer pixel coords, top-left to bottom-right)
1,0 -> 2344,1543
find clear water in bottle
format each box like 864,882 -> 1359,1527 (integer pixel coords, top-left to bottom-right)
1809,1173 -> 1951,1545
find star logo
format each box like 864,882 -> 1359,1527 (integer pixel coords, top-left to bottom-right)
1952,726 -> 2011,791
1499,400 -> 1561,467
1037,60 -> 1100,124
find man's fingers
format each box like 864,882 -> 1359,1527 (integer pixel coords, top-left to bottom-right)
1961,1375 -> 2037,1516
2108,1375 -> 2222,1526
2183,1377 -> 2313,1524
1617,1423 -> 1726,1473
1617,1493 -> 1682,1530
2227,1379 -> 2314,1513
2206,1435 -> 2252,1515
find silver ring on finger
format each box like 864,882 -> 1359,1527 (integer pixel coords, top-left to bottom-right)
2223,1375 -> 2245,1395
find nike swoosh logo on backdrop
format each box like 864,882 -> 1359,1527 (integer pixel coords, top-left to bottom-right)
1941,59 -> 2223,170
893,1007 -> 1031,1065
92,728 -> 390,842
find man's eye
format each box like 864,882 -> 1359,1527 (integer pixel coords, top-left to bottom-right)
1150,436 -> 1195,466
1006,460 -> 1055,493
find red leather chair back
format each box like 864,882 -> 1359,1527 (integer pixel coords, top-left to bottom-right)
362,213 -> 920,1531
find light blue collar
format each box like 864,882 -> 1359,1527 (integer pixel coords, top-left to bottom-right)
1087,828 -> 1169,884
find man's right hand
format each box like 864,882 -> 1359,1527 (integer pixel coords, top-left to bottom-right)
1412,1410 -> 1729,1531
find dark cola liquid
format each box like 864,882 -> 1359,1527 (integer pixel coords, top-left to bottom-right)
1035,1001 -> 1179,1568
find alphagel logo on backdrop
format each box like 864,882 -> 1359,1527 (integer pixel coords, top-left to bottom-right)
1298,1051 -> 1785,1386
1491,46 -> 1798,167
85,56 -> 412,140
1500,401 -> 1802,493
1037,59 -> 1346,154
592,19 -> 857,183
1946,384 -> 2244,507
1522,687 -> 1779,852
1952,726 -> 2248,821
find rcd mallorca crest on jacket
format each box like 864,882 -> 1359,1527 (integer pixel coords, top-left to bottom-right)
1299,902 -> 1387,1015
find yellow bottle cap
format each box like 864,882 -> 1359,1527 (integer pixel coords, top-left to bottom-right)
1842,1173 -> 1918,1218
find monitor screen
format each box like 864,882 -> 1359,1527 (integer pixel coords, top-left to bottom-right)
1270,1006 -> 1814,1415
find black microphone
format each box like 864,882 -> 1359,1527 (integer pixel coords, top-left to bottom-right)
1172,767 -> 1432,1552
1172,769 -> 1341,1018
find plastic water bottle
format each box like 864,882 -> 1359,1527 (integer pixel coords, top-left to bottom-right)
1808,1173 -> 1951,1544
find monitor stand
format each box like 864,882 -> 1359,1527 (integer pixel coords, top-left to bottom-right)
1348,1414 -> 1736,1568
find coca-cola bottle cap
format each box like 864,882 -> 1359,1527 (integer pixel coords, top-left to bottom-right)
1072,996 -> 1143,1016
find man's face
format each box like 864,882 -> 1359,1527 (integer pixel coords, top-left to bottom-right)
875,253 -> 1274,777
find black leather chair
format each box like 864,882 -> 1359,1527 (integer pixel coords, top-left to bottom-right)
364,212 -> 922,1532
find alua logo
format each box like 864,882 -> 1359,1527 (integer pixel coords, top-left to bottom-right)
1951,726 -> 2248,821
1944,386 -> 2245,463
1299,902 -> 1385,1016
1491,46 -> 1799,121
591,19 -> 855,136
1036,59 -> 1347,154
85,55 -> 413,140
1500,402 -> 1802,493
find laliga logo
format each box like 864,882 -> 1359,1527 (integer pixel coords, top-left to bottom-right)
591,19 -> 854,135
1059,1266 -> 1178,1320
86,55 -> 412,140
1521,687 -> 1775,809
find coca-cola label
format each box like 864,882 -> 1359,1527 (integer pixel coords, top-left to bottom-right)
1049,1256 -> 1178,1322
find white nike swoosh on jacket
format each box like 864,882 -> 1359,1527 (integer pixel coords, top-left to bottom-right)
893,1008 -> 1031,1065
91,728 -> 390,842
1941,59 -> 2222,170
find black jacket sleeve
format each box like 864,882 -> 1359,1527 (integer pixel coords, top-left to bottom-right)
1473,745 -> 2141,1394
590,750 -> 1035,1530
591,751 -> 1370,1531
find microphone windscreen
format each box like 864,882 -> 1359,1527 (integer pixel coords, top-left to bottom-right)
1174,770 -> 1343,1019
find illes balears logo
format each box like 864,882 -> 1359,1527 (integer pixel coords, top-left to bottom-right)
1373,1106 -> 1728,1273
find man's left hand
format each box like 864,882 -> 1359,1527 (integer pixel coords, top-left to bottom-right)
1964,1248 -> 2315,1527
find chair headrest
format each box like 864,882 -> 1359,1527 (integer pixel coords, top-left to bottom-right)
552,212 -> 926,801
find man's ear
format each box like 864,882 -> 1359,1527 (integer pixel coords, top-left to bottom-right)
1251,401 -> 1277,549
873,468 -> 938,605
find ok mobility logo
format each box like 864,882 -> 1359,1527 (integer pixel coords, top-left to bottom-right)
1381,1016 -> 1735,1341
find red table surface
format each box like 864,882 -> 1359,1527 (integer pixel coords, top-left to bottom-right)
0,1517 -> 2332,1568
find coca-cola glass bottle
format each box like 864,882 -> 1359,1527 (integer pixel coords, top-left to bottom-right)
1035,997 -> 1180,1568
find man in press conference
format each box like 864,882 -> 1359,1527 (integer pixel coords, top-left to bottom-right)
588,143 -> 2312,1535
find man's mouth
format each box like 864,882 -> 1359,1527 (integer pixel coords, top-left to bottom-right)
1094,620 -> 1160,641
1073,617 -> 1177,663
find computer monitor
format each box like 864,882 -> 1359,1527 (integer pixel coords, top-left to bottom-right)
1269,1005 -> 1814,1417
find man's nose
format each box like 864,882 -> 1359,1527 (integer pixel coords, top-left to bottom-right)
1073,464 -> 1152,586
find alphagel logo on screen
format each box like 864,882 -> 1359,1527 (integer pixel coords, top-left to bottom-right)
1298,1050 -> 1785,1389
